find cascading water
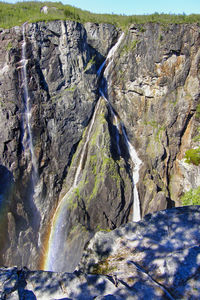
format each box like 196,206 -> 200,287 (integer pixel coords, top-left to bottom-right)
21,22 -> 37,176
20,23 -> 41,233
101,89 -> 142,221
122,126 -> 142,221
99,32 -> 142,222
44,32 -> 142,272
44,99 -> 101,271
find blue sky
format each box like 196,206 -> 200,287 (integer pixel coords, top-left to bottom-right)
5,0 -> 200,15
61,0 -> 200,15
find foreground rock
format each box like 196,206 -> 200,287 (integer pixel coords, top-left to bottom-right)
79,206 -> 200,299
1,206 -> 200,299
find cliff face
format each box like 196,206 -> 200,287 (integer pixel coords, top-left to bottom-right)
0,21 -> 199,271
0,20 -> 119,270
106,23 -> 200,213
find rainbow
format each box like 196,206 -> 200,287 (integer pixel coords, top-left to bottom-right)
41,187 -> 74,271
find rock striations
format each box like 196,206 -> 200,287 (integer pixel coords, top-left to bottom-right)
0,20 -> 200,276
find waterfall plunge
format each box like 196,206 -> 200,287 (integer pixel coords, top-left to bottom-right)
21,22 -> 37,176
99,32 -> 142,222
44,31 -> 142,272
44,99 -> 101,272
122,127 -> 142,222
20,23 -> 41,235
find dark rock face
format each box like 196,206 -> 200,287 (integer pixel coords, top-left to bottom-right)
49,98 -> 133,272
0,21 -> 199,272
1,207 -> 200,299
0,20 -> 120,270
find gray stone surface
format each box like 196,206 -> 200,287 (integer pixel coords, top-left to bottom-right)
1,207 -> 200,299
79,206 -> 200,299
105,23 -> 200,214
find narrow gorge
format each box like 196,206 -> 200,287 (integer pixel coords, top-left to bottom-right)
0,20 -> 200,277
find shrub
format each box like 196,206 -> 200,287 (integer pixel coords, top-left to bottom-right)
184,147 -> 200,166
196,103 -> 200,118
181,186 -> 200,206
0,2 -> 200,29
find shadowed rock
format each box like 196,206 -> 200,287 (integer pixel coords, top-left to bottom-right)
1,207 -> 200,299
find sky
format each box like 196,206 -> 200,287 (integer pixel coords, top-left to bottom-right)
5,0 -> 200,15
61,0 -> 200,15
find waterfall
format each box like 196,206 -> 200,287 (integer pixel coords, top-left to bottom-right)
99,32 -> 142,222
122,127 -> 142,222
101,87 -> 142,221
20,23 -> 41,234
21,22 -> 37,176
44,31 -> 141,272
44,99 -> 101,272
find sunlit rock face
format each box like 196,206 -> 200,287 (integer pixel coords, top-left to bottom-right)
0,21 -> 199,272
1,206 -> 200,299
105,23 -> 200,214
79,206 -> 200,299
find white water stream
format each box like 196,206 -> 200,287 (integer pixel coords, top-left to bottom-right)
45,31 -> 142,271
20,23 -> 41,235
122,126 -> 142,221
99,32 -> 142,222
21,22 -> 37,175
45,98 -> 101,271
100,89 -> 142,221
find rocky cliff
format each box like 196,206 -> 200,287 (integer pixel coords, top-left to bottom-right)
0,21 -> 199,272
105,23 -> 200,214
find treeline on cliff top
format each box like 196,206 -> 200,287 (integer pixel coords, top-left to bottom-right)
0,1 -> 200,29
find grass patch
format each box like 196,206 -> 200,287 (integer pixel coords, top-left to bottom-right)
181,186 -> 200,206
64,86 -> 76,92
196,103 -> 200,118
0,2 -> 200,29
96,225 -> 111,232
193,127 -> 200,142
120,39 -> 139,56
6,41 -> 12,51
90,259 -> 116,275
184,147 -> 200,166
84,55 -> 96,72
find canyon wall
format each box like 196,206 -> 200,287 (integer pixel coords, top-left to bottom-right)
0,21 -> 199,271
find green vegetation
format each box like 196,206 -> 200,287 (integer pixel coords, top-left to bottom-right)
196,103 -> 200,118
0,2 -> 200,29
84,55 -> 96,72
6,41 -> 12,51
158,33 -> 163,41
64,85 -> 76,92
193,127 -> 200,142
184,147 -> 200,166
181,186 -> 200,206
91,259 -> 116,275
144,120 -> 165,142
120,39 -> 139,56
96,225 -> 111,232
